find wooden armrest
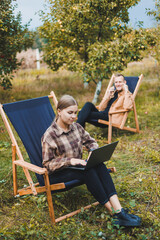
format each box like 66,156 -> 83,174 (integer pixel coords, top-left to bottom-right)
109,167 -> 116,173
14,160 -> 47,175
109,109 -> 130,115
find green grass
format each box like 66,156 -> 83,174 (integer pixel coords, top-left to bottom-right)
0,61 -> 160,239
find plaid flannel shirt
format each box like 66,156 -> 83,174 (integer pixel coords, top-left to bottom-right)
41,122 -> 98,174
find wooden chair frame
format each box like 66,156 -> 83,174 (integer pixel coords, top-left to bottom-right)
0,91 -> 116,224
98,74 -> 143,143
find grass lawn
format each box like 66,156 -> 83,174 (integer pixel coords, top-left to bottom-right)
0,60 -> 160,239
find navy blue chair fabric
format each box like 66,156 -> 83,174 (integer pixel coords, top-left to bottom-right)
124,76 -> 139,94
3,97 -> 55,185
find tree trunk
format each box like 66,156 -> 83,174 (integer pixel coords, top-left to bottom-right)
92,80 -> 102,104
36,48 -> 40,70
84,82 -> 89,89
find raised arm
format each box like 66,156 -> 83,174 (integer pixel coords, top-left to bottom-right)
98,86 -> 115,111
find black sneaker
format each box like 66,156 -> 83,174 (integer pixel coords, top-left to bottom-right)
113,208 -> 141,227
123,208 -> 141,223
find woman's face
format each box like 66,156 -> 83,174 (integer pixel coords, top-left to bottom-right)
114,76 -> 125,92
58,105 -> 78,126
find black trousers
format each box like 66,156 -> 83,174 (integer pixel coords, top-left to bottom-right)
77,102 -> 109,128
49,163 -> 117,205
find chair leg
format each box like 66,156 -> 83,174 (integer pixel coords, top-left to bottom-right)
55,201 -> 99,223
43,172 -> 56,224
109,167 -> 116,173
133,102 -> 140,132
12,145 -> 18,196
108,114 -> 112,143
120,112 -> 128,129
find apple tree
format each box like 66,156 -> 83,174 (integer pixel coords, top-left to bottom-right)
39,0 -> 149,102
0,0 -> 34,89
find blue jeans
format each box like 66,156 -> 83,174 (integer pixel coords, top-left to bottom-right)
77,102 -> 109,128
49,163 -> 117,205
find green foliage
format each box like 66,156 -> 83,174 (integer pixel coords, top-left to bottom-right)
0,141 -> 10,151
147,0 -> 160,22
39,0 -> 153,87
0,0 -> 34,89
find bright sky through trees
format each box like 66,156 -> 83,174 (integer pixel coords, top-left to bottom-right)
13,0 -> 156,30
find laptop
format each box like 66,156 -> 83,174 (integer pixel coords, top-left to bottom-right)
67,141 -> 119,170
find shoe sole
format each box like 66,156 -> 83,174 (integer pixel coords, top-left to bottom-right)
113,220 -> 141,227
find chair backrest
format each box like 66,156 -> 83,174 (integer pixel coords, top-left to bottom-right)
3,96 -> 55,185
106,74 -> 143,101
124,76 -> 139,94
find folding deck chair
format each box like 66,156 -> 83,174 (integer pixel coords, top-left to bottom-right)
96,74 -> 143,143
0,91 -> 115,224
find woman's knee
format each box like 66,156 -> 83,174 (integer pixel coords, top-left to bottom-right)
97,163 -> 108,171
85,168 -> 98,179
83,102 -> 94,109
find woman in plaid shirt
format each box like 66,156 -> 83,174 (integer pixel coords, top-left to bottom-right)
42,95 -> 141,227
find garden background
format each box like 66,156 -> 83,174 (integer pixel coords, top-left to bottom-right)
0,0 -> 160,239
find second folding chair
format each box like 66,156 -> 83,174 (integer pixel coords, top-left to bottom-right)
97,74 -> 143,143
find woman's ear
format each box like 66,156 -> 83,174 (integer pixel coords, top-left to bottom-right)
57,108 -> 61,116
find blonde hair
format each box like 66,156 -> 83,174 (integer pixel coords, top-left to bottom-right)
55,95 -> 78,121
